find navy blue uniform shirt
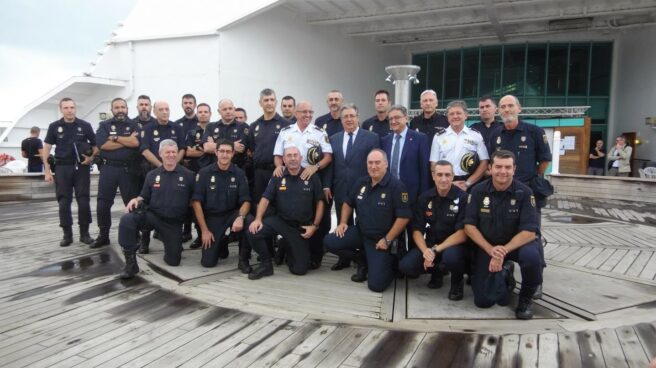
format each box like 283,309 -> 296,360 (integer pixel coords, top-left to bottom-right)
174,115 -> 199,137
464,178 -> 538,245
140,164 -> 195,220
470,120 -> 502,154
315,113 -> 344,137
96,118 -> 141,161
21,137 -> 43,166
192,163 -> 250,216
185,124 -> 209,171
132,116 -> 157,131
44,118 -> 96,159
489,121 -> 552,183
408,113 -> 448,140
248,113 -> 291,165
345,173 -> 412,240
140,121 -> 184,161
412,185 -> 467,245
202,120 -> 250,167
361,116 -> 390,138
262,168 -> 323,225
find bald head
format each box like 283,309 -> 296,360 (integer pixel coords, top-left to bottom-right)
153,101 -> 170,123
218,99 -> 235,122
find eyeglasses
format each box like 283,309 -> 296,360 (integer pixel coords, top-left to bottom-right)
296,110 -> 314,115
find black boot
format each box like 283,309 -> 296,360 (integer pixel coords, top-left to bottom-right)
427,269 -> 444,289
515,286 -> 538,320
138,231 -> 150,254
331,259 -> 350,271
533,284 -> 543,299
119,250 -> 140,279
79,224 -> 94,245
248,259 -> 273,280
448,276 -> 465,301
238,247 -> 252,274
60,226 -> 73,247
350,252 -> 367,282
91,227 -> 110,248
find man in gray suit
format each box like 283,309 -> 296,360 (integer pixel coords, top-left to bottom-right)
323,103 -> 380,270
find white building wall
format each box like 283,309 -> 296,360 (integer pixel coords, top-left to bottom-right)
217,6 -> 405,120
612,26 -> 656,163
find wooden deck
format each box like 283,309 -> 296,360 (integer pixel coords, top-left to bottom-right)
0,196 -> 655,367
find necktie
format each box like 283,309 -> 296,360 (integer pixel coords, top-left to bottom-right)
345,132 -> 353,158
391,134 -> 401,179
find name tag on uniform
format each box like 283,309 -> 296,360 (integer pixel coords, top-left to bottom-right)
480,208 -> 490,213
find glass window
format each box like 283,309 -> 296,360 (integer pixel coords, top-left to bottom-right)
547,44 -> 567,96
427,52 -> 444,99
590,43 -> 611,96
502,45 -> 525,96
462,49 -> 479,98
411,54 -> 428,109
444,51 -> 461,99
479,47 -> 501,96
526,45 -> 546,96
568,44 -> 590,96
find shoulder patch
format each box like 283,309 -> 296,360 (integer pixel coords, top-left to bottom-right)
195,173 -> 200,182
467,194 -> 472,204
530,195 -> 536,207
280,125 -> 292,131
401,192 -> 409,203
543,134 -> 548,144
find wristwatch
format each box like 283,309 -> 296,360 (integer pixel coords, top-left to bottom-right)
315,163 -> 321,170
464,180 -> 472,188
383,237 -> 391,246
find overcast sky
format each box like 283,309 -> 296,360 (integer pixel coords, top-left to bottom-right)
0,0 -> 137,121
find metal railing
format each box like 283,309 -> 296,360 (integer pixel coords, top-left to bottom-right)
409,106 -> 590,118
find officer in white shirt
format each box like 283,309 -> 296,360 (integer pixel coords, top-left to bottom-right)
429,100 -> 489,191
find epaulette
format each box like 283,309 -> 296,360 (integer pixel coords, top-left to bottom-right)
280,125 -> 293,131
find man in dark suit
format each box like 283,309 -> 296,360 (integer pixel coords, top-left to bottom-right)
382,105 -> 430,251
324,103 -> 380,270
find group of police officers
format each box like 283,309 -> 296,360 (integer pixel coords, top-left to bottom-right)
42,88 -> 552,320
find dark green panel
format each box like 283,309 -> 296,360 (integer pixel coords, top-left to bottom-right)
588,98 -> 609,120
411,53 -> 428,109
479,47 -> 502,96
526,45 -> 546,96
462,48 -> 479,98
444,51 -> 461,99
547,44 -> 568,96
590,43 -> 612,96
502,44 -> 525,96
568,44 -> 590,96
427,52 -> 444,98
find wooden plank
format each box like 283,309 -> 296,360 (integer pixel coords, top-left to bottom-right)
597,328 -> 629,368
269,325 -> 338,368
577,330 -> 607,368
293,327 -> 361,368
488,333 -> 519,368
585,248 -> 616,269
633,323 -> 656,361
574,247 -> 604,267
558,332 -> 582,368
471,335 -> 500,368
553,246 -> 582,263
612,249 -> 641,275
517,334 -> 538,367
538,333 -> 559,367
615,326 -> 650,368
599,249 -> 629,272
404,331 -> 466,367
341,330 -> 388,367
343,330 -> 423,368
317,329 -> 386,368
639,252 -> 656,280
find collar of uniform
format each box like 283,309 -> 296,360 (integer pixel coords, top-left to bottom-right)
487,178 -> 517,194
256,113 -> 285,123
177,115 -> 198,123
504,120 -> 526,132
445,126 -> 471,136
219,119 -> 237,127
59,117 -> 81,126
445,185 -> 462,200
157,164 -> 184,174
210,163 -> 235,174
371,172 -> 392,188
155,121 -> 174,128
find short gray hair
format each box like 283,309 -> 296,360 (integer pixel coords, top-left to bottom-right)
388,104 -> 407,116
368,148 -> 388,164
260,88 -> 276,100
159,139 -> 178,154
340,103 -> 358,115
446,100 -> 468,114
420,89 -> 438,99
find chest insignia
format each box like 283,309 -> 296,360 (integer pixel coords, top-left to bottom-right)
231,177 -> 235,182
244,128 -> 249,135
381,193 -> 386,199
196,133 -> 201,139
521,136 -> 526,142
153,130 -> 159,136
211,176 -> 215,183
111,125 -> 116,131
58,127 -> 63,133
369,126 -> 373,131
511,199 -> 516,205
155,175 -> 160,183
78,127 -> 82,132
427,201 -> 432,210
276,125 -> 280,130
179,176 -> 183,181
255,125 -> 260,131
496,136 -> 501,144
483,196 -> 490,207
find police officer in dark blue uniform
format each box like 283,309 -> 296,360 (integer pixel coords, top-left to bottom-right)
138,101 -> 186,253
464,150 -> 542,319
21,126 -> 43,172
247,146 -> 325,279
408,89 -> 449,140
489,95 -> 552,298
398,160 -> 469,299
42,97 -> 98,247
324,149 -> 411,292
469,96 -> 502,155
202,99 -> 250,171
192,139 -> 253,272
118,139 -> 195,278
361,90 -> 391,138
314,90 -> 345,137
174,93 -> 199,137
248,89 -> 291,204
131,95 -> 158,188
92,98 -> 141,248
280,96 -> 296,123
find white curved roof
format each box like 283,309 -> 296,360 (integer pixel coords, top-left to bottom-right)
111,0 -> 280,42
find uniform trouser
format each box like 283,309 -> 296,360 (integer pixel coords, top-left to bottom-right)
202,212 -> 253,267
334,198 -> 354,226
253,168 -> 274,205
248,216 -> 312,275
118,210 -> 183,266
27,164 -> 43,173
97,165 -> 138,230
311,198 -> 332,264
398,244 -> 470,282
324,227 -> 395,292
55,164 -> 92,227
471,240 -> 543,308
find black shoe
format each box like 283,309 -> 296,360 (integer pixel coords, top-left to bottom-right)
59,236 -> 73,247
351,264 -> 368,283
248,260 -> 273,280
273,246 -> 286,266
218,246 -> 229,259
533,284 -> 543,299
119,250 -> 140,279
330,260 -> 350,271
181,232 -> 192,243
309,261 -> 321,270
448,278 -> 465,301
515,287 -> 537,320
90,236 -> 110,249
80,233 -> 94,245
427,272 -> 444,289
238,259 -> 252,274
137,239 -> 150,254
189,237 -> 202,249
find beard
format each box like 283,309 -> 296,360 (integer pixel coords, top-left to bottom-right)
114,113 -> 126,121
502,113 -> 518,124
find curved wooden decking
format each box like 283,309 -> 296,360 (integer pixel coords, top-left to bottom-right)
0,196 -> 655,367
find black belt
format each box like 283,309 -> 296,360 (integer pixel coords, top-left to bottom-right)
254,163 -> 275,170
102,158 -> 131,167
55,158 -> 77,165
454,175 -> 470,181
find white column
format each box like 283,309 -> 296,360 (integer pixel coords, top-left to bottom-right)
551,130 -> 561,174
385,65 -> 420,108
